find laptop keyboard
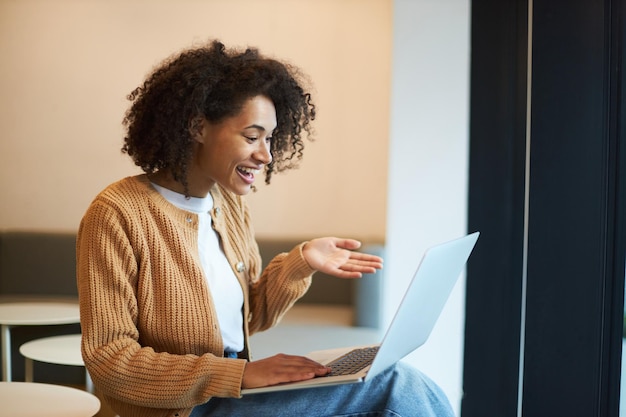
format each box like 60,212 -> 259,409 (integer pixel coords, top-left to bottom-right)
325,346 -> 380,377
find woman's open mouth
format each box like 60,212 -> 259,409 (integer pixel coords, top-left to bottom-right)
237,166 -> 260,184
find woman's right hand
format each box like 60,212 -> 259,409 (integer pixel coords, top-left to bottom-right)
241,354 -> 331,389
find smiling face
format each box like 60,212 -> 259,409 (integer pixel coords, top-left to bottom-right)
185,95 -> 276,197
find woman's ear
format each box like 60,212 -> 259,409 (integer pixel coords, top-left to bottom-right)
189,117 -> 205,143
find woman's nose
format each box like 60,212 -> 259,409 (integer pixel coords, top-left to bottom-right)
254,141 -> 272,164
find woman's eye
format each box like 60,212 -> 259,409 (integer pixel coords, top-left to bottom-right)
266,136 -> 273,143
244,136 -> 258,142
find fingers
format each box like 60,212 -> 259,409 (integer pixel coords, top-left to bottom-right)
344,254 -> 383,272
302,237 -> 384,278
334,240 -> 383,265
333,238 -> 362,250
348,252 -> 383,266
348,251 -> 383,260
242,354 -> 331,389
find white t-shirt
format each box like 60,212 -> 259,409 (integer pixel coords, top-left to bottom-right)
151,183 -> 244,352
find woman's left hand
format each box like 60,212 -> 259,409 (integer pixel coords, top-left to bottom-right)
302,237 -> 383,279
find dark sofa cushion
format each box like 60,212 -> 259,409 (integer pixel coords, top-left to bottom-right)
0,231 -> 78,297
257,239 -> 354,306
0,232 -> 383,325
0,231 -> 382,386
257,239 -> 384,328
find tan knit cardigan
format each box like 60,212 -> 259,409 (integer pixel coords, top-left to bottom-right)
76,175 -> 313,417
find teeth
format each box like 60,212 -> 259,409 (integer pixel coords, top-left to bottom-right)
239,167 -> 259,175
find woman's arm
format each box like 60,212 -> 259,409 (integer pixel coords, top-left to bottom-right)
77,196 -> 246,408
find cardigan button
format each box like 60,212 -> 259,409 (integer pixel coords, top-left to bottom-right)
214,207 -> 221,216
235,261 -> 245,272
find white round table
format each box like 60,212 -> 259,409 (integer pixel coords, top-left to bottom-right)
19,334 -> 92,392
0,301 -> 80,381
0,381 -> 100,416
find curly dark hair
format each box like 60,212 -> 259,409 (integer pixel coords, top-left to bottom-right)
121,40 -> 315,193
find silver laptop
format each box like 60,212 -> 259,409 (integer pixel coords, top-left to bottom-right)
242,231 -> 480,395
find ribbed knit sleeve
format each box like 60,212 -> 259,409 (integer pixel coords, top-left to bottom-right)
77,176 -> 248,417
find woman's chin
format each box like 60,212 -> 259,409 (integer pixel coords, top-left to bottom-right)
222,182 -> 255,196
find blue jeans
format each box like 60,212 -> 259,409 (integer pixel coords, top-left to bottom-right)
190,362 -> 455,417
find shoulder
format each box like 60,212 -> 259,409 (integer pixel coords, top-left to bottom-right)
81,175 -> 163,227
87,174 -> 171,211
96,174 -> 149,201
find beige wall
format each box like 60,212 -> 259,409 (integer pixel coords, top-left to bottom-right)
0,1 -> 471,411
0,0 -> 391,241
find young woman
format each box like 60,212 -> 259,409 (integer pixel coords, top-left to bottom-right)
77,40 -> 454,417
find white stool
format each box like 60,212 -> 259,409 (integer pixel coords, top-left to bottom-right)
0,300 -> 80,381
19,334 -> 92,393
0,381 -> 100,416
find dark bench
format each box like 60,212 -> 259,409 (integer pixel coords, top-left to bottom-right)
0,230 -> 383,384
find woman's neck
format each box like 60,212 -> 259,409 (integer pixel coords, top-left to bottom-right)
148,171 -> 212,198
